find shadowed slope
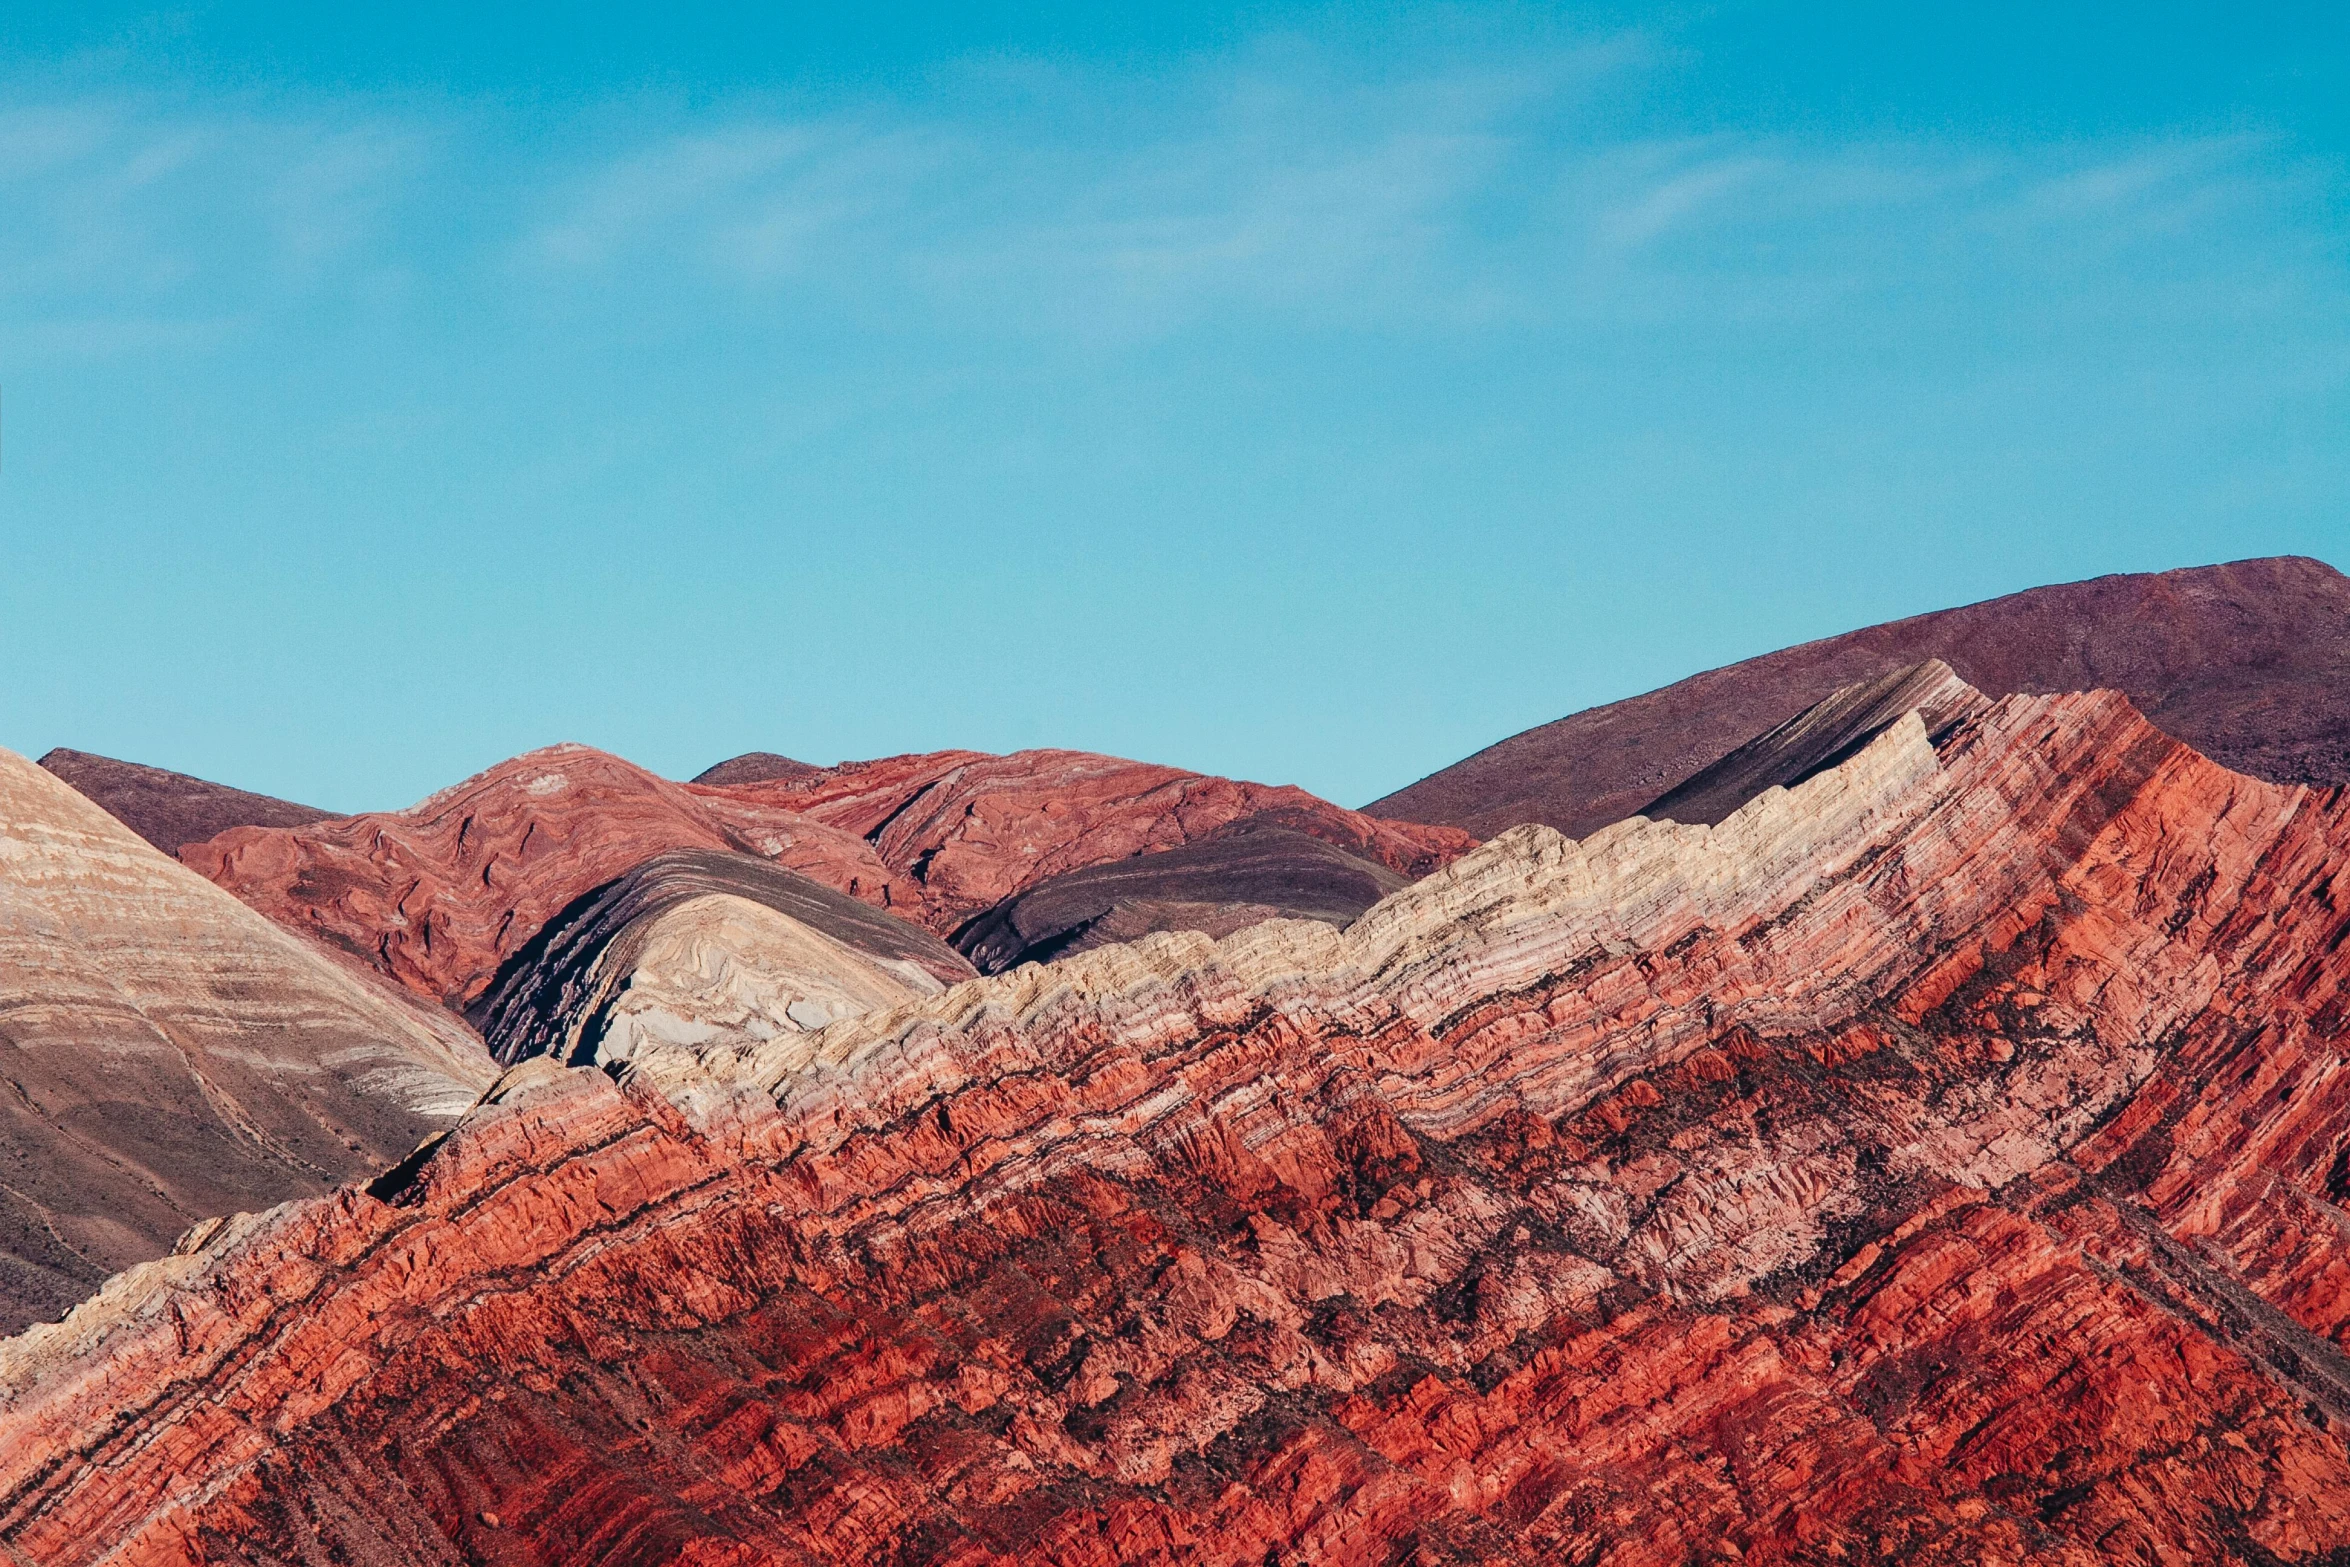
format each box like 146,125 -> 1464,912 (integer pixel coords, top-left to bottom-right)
1371,554 -> 2350,837
954,820 -> 1407,973
0,747 -> 493,1334
37,748 -> 331,857
17,693 -> 2350,1561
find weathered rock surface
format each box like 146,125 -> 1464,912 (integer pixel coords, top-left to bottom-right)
472,849 -> 976,1067
704,748 -> 1478,936
1372,553 -> 2350,837
37,748 -> 331,856
0,747 -> 493,1334
15,691 -> 2350,1562
188,745 -> 1475,1010
693,752 -> 822,788
955,821 -> 1407,974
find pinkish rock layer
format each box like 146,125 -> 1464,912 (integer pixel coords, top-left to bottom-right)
13,693 -> 2350,1562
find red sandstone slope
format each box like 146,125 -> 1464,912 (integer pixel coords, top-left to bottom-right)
185,745 -> 1474,1009
14,692 -> 2350,1563
1370,554 -> 2350,837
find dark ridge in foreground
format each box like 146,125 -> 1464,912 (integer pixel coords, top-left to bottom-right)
470,848 -> 976,1066
1640,659 -> 1990,827
953,819 -> 1408,974
1369,554 -> 2350,838
37,747 -> 333,856
691,751 -> 821,787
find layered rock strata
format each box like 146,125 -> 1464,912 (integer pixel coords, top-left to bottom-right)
37,748 -> 331,857
955,821 -> 1408,974
1372,553 -> 2350,836
472,849 -> 976,1067
182,745 -> 914,1010
0,747 -> 493,1334
16,692 -> 2350,1562
187,745 -> 1475,1010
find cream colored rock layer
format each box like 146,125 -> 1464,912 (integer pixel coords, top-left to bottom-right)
571,893 -> 934,1064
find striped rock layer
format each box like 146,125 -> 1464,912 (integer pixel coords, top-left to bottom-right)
9,692 -> 2350,1564
0,748 -> 492,1335
182,746 -> 1475,1012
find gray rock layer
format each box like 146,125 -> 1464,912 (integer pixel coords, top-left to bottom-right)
954,821 -> 1408,974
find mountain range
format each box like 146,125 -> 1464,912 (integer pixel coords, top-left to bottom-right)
4,556 -> 2350,1565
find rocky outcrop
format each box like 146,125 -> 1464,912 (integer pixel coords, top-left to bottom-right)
187,745 -> 1475,1010
37,748 -> 331,856
181,745 -> 915,1010
703,748 -> 1478,935
0,747 -> 493,1334
14,691 -> 2350,1562
955,821 -> 1407,973
1638,659 -> 1989,827
692,752 -> 822,787
1371,553 -> 2350,837
471,849 -> 976,1066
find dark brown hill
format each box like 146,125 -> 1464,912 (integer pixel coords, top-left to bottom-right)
36,748 -> 332,856
691,751 -> 820,787
1368,554 -> 2350,838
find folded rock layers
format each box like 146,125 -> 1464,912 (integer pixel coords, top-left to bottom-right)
11,693 -> 2350,1561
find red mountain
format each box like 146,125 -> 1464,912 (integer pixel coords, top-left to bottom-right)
14,686 -> 2350,1564
181,744 -> 1475,1010
179,744 -> 908,1010
1369,555 -> 2350,838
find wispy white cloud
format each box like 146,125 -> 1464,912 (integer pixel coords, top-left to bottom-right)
0,41 -> 2339,372
0,96 -> 432,361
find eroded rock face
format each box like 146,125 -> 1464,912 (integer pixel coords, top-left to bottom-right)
0,747 -> 494,1333
37,748 -> 331,856
701,748 -> 1478,937
14,694 -> 2350,1563
1372,553 -> 2350,837
187,745 -> 1475,1010
472,849 -> 976,1067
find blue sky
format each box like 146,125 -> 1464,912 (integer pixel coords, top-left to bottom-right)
1,4 -> 2344,812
